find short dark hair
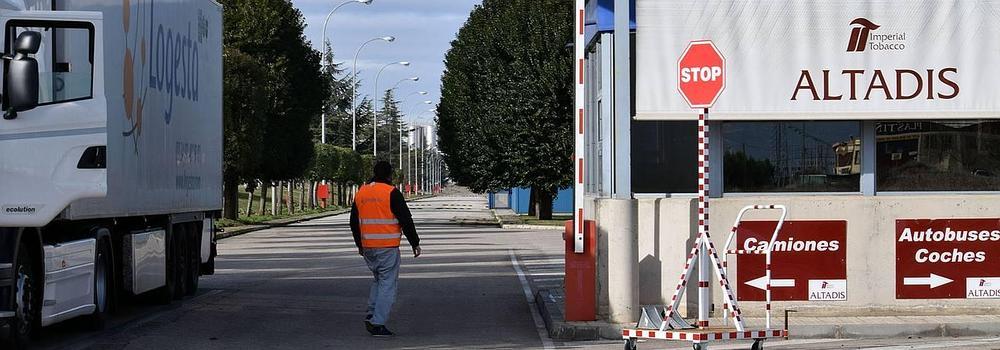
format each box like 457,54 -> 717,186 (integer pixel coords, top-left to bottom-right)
374,161 -> 393,181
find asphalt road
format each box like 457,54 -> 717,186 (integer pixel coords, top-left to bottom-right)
36,191 -> 562,349
30,190 -> 1000,349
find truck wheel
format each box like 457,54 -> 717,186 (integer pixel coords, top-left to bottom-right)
84,238 -> 112,330
173,225 -> 189,300
185,223 -> 200,296
2,244 -> 40,348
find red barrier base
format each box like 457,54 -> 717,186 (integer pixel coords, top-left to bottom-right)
564,219 -> 597,321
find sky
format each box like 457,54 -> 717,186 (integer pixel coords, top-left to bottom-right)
291,0 -> 482,125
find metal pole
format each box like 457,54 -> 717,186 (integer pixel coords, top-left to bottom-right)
697,108 -> 710,328
612,0 -> 632,198
351,36 -> 393,150
398,122 -> 403,187
407,133 -> 412,194
320,0 -> 365,144
373,62 -> 408,158
414,128 -> 419,194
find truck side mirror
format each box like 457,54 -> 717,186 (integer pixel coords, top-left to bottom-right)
3,31 -> 41,120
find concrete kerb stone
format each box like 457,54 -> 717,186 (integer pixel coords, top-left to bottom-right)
503,224 -> 564,231
534,286 -> 1000,341
491,209 -> 566,231
535,288 -> 625,341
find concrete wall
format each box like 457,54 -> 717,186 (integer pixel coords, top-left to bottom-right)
591,194 -> 1000,322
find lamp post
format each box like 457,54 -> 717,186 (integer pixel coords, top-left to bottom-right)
404,91 -> 428,100
351,36 -> 394,150
400,100 -> 431,183
387,78 -> 419,169
406,126 -> 414,194
320,0 -> 373,144
390,77 -> 419,91
411,108 -> 435,195
373,61 -> 410,157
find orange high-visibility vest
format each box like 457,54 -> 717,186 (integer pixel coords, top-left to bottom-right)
356,182 -> 402,248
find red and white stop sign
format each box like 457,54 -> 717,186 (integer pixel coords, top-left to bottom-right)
677,40 -> 725,109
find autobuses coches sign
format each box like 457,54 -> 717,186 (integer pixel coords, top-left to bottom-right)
896,219 -> 1000,299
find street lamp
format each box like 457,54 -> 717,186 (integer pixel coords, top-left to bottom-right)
390,77 -> 419,91
351,36 -> 394,150
319,0 -> 373,144
404,91 -> 428,99
411,108 -> 435,195
373,61 -> 410,157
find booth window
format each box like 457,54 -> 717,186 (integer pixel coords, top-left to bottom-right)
723,121 -> 862,193
631,121 -> 697,193
876,120 -> 1000,192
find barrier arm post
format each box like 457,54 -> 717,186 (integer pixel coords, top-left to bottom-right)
572,0 -> 585,254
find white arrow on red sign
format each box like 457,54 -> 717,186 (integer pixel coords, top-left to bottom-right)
903,273 -> 953,289
745,276 -> 795,291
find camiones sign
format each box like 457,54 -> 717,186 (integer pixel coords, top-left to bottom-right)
635,0 -> 1000,120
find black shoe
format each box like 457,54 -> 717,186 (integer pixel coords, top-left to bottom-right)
369,325 -> 394,337
364,315 -> 374,332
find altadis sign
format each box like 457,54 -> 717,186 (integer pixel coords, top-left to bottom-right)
896,219 -> 1000,299
736,221 -> 847,302
635,0 -> 1000,120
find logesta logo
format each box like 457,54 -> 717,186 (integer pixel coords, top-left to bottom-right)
122,0 -> 202,151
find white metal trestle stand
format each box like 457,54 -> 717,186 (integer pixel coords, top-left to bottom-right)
621,108 -> 790,350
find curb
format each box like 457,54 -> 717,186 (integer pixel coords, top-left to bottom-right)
503,224 -> 564,231
492,209 -> 566,231
535,288 -> 1000,341
447,220 -> 502,227
535,289 -> 622,341
216,208 -> 351,240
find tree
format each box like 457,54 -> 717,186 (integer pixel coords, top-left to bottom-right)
318,42 -> 357,148
222,48 -> 269,220
220,0 -> 327,185
378,89 -> 403,163
437,0 -> 574,219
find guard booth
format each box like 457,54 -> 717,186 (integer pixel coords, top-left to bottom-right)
575,0 -> 1000,328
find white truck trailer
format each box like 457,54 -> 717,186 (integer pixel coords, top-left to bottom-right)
0,0 -> 222,346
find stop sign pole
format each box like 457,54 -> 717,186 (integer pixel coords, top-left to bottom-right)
678,40 -> 725,328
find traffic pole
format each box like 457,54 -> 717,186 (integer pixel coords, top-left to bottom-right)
697,108 -> 710,328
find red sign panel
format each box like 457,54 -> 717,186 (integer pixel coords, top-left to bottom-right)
677,40 -> 725,108
896,219 -> 1000,299
736,221 -> 847,301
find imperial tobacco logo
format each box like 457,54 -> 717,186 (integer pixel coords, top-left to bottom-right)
847,18 -> 880,52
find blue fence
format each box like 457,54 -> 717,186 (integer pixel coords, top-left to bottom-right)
488,187 -> 573,215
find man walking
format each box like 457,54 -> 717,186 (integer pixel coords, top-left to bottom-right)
351,161 -> 421,337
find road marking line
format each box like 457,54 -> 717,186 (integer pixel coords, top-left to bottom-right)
533,277 -> 564,282
509,249 -> 556,350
